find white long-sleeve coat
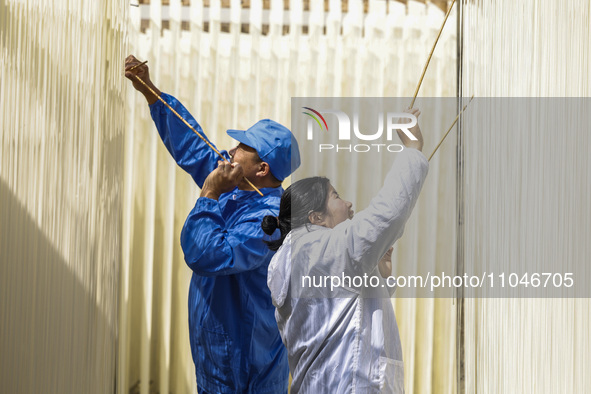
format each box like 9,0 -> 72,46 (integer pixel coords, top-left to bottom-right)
267,148 -> 429,393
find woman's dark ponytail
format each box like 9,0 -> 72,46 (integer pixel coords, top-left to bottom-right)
262,177 -> 330,251
262,215 -> 279,235
262,207 -> 292,251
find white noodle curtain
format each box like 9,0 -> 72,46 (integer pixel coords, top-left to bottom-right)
121,1 -> 458,393
3,0 -> 589,392
460,0 -> 591,393
0,0 -> 127,393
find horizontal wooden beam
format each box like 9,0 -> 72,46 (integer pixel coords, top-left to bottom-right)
137,0 -> 451,14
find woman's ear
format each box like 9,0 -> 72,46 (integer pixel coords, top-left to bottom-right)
308,211 -> 324,225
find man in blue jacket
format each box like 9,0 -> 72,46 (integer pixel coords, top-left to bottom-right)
125,55 -> 299,393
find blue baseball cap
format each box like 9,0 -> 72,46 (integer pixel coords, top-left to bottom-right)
226,119 -> 301,181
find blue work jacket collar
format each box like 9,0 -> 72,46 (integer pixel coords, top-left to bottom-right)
230,186 -> 283,200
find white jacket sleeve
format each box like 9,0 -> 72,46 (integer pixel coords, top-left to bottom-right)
332,148 -> 429,275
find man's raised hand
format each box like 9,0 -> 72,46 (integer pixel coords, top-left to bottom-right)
124,55 -> 161,104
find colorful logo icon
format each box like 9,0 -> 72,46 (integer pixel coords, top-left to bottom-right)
302,107 -> 328,131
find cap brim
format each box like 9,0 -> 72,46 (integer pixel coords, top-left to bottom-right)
226,129 -> 254,148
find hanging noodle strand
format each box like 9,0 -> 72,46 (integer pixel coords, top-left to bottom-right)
410,0 -> 457,108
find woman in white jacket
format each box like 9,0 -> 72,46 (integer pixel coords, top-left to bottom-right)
263,108 -> 428,393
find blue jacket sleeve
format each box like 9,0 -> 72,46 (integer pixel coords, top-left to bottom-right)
149,93 -> 230,188
180,197 -> 272,276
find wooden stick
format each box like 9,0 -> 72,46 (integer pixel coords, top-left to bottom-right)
410,0 -> 457,108
128,68 -> 264,196
428,95 -> 474,162
127,60 -> 147,72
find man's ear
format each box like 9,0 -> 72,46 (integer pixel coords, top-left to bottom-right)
308,211 -> 324,225
256,162 -> 271,177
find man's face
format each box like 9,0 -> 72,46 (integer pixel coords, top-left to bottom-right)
228,143 -> 263,183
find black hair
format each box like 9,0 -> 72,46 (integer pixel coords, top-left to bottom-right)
261,177 -> 331,251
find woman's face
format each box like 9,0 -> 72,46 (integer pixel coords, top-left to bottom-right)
311,184 -> 354,229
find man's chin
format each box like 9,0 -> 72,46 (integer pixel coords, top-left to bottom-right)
237,180 -> 253,191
